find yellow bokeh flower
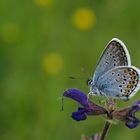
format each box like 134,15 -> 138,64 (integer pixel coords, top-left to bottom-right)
42,53 -> 64,75
72,8 -> 96,30
34,0 -> 53,8
2,23 -> 21,44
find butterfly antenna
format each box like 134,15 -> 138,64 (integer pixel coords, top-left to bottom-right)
69,76 -> 77,79
69,76 -> 88,80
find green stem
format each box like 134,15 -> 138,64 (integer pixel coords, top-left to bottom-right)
100,120 -> 111,140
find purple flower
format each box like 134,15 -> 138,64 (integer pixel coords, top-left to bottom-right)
63,88 -> 140,129
63,89 -> 108,121
113,100 -> 140,129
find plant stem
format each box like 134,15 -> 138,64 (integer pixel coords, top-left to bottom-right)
100,120 -> 111,140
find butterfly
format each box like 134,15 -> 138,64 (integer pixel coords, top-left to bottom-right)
87,38 -> 140,101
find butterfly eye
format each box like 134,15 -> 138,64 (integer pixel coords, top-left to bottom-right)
86,79 -> 92,86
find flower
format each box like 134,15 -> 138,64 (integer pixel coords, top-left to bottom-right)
63,89 -> 140,129
113,100 -> 140,129
72,8 -> 96,31
42,53 -> 64,75
63,89 -> 108,121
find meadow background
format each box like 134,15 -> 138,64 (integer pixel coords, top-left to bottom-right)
0,0 -> 140,140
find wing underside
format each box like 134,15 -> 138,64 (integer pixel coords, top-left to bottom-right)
93,38 -> 131,83
97,66 -> 140,101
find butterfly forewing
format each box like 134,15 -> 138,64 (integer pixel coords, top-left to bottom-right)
97,66 -> 140,101
93,38 -> 131,83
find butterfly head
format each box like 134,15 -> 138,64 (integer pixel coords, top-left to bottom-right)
86,78 -> 93,87
87,78 -> 99,96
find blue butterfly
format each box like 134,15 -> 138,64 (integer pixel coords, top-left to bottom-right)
87,38 -> 140,101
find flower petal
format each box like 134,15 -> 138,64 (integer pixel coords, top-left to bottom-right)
113,100 -> 140,129
63,88 -> 108,121
72,107 -> 87,121
63,88 -> 90,107
130,100 -> 140,115
125,118 -> 140,129
133,100 -> 140,105
130,105 -> 140,116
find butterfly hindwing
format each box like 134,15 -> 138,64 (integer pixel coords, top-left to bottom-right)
96,66 -> 140,101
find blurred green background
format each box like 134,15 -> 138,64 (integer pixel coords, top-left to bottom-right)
0,0 -> 140,140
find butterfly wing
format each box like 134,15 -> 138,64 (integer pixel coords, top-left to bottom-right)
96,66 -> 140,101
93,38 -> 131,83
